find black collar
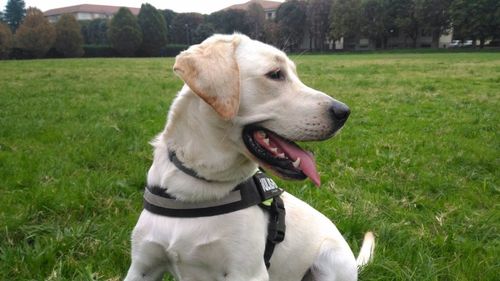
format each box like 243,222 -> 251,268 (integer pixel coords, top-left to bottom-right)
144,171 -> 283,218
168,150 -> 214,182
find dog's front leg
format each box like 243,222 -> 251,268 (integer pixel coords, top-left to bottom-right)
124,261 -> 165,281
124,240 -> 168,281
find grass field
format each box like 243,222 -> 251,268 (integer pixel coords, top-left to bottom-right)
0,52 -> 498,281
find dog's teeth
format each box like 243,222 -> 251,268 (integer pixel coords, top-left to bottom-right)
277,153 -> 285,158
292,157 -> 301,168
263,138 -> 270,145
270,147 -> 278,153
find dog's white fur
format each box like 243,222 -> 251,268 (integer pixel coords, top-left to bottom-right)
124,34 -> 374,281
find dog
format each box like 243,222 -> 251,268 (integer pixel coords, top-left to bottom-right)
124,34 -> 374,281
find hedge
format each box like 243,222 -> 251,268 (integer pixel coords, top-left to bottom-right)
5,44 -> 189,59
83,44 -> 187,57
83,45 -> 117,57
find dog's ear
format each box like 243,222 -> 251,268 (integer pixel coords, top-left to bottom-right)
173,38 -> 240,120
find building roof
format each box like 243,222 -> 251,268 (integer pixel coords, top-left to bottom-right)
44,4 -> 140,17
225,0 -> 282,12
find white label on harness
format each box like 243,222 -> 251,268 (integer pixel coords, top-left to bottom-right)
259,177 -> 279,192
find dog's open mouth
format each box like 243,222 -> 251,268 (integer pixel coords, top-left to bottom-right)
243,125 -> 321,186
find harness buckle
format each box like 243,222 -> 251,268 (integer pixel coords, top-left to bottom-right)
267,196 -> 286,243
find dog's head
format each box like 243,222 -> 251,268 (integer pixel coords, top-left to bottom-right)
173,34 -> 349,186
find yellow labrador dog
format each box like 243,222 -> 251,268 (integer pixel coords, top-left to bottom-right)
125,34 -> 374,281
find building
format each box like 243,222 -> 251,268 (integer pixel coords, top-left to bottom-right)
225,0 -> 282,20
44,4 -> 140,23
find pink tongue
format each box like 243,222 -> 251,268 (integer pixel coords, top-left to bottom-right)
268,134 -> 321,187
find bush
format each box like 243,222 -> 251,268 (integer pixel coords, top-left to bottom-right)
45,47 -> 64,58
108,8 -> 142,56
162,44 -> 188,57
55,14 -> 84,57
138,3 -> 167,56
82,44 -> 117,57
15,8 -> 55,58
9,47 -> 33,59
0,22 -> 13,59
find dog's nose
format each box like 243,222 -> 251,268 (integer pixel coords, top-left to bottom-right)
329,100 -> 350,122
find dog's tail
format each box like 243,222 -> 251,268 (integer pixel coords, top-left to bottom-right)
356,231 -> 375,267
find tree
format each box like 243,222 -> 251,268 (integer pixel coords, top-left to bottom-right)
262,20 -> 280,47
306,0 -> 332,51
108,7 -> 142,56
394,0 -> 423,48
359,0 -> 397,49
330,0 -> 362,43
55,14 -> 84,57
162,9 -> 177,43
275,0 -> 307,51
138,3 -> 167,56
247,2 -> 265,40
4,0 -> 25,31
15,8 -> 55,58
192,22 -> 215,44
420,0 -> 453,48
170,13 -> 204,44
80,18 -> 109,45
0,22 -> 13,58
450,0 -> 500,47
208,10 -> 251,36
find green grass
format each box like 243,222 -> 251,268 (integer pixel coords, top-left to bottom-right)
0,52 -> 498,281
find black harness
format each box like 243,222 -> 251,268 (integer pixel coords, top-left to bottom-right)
143,151 -> 286,268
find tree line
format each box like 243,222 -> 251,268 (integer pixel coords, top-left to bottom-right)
1,0 -> 499,59
79,0 -> 500,51
329,0 -> 499,49
0,0 -> 168,58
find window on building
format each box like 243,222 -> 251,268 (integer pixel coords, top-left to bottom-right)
77,13 -> 92,20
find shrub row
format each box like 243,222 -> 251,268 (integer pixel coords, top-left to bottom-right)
3,44 -> 188,59
82,45 -> 117,57
81,44 -> 188,58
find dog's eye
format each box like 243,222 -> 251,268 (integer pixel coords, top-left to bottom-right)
266,69 -> 284,81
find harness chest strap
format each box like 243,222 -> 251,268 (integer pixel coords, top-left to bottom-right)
143,171 -> 285,268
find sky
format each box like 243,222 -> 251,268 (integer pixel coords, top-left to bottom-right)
0,0 -> 285,14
